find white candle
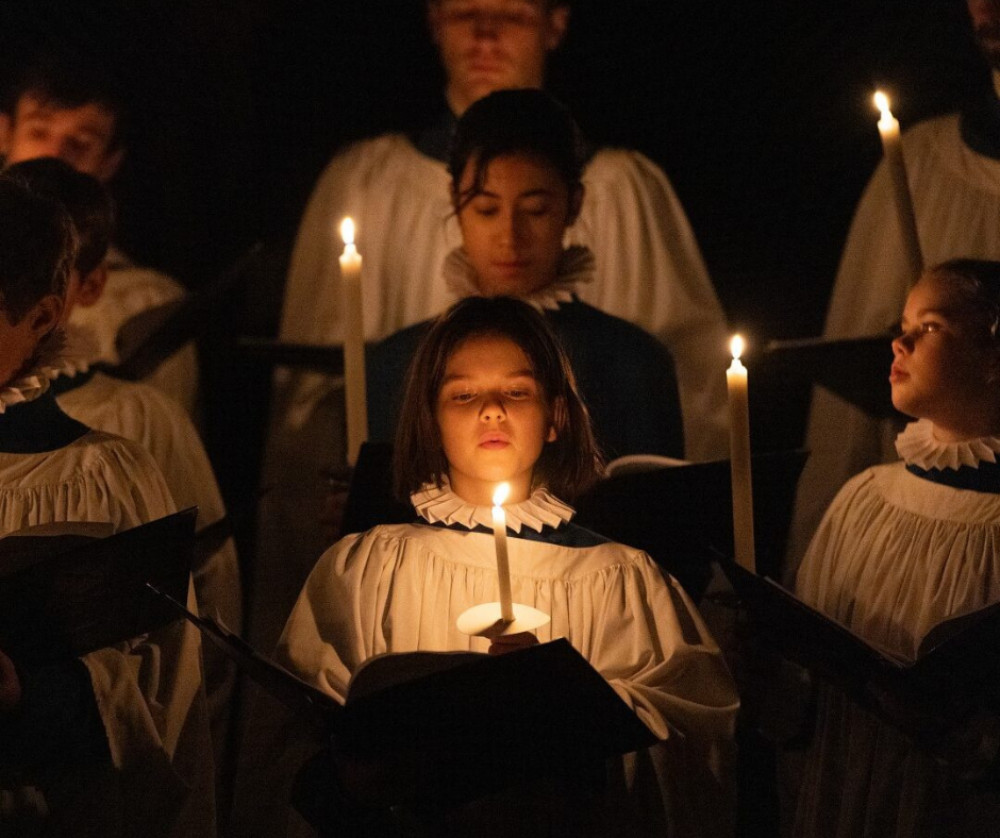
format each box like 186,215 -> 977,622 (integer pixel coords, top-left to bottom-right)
874,91 -> 923,285
726,335 -> 756,573
491,482 -> 514,622
339,217 -> 368,466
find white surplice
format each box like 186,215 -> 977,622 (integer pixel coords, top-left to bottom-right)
792,420 -> 1000,836
70,246 -> 199,417
234,486 -> 738,838
0,363 -> 216,837
54,352 -> 241,776
279,133 -> 729,462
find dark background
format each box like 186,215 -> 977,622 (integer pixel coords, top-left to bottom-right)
0,1 -> 987,335
0,0 -> 989,471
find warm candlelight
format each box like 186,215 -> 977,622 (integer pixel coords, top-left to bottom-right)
339,217 -> 368,466
726,335 -> 756,573
873,91 -> 923,285
491,482 -> 514,622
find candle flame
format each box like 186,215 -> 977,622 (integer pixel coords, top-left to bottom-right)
340,217 -> 356,246
873,91 -> 890,117
730,335 -> 744,360
492,482 -> 510,507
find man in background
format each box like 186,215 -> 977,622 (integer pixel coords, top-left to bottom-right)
0,51 -> 199,416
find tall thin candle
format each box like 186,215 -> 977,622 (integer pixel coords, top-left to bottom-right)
874,91 -> 923,286
339,217 -> 368,465
726,335 -> 756,573
491,482 -> 514,622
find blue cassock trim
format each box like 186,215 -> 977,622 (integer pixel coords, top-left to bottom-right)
48,366 -> 97,398
906,461 -> 1000,494
0,389 -> 90,453
423,519 -> 612,548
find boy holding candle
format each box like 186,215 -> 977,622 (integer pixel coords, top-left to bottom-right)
0,173 -> 216,836
234,296 -> 738,837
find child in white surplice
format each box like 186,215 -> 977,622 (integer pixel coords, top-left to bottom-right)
236,296 -> 738,838
0,174 -> 215,837
793,259 -> 1000,837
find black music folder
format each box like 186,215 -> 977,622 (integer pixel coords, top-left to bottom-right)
0,509 -> 196,666
763,333 -> 900,419
723,561 -> 1000,727
154,587 -> 655,784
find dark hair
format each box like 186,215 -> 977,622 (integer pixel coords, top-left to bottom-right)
5,158 -> 114,276
448,88 -> 584,210
394,296 -> 602,501
1,51 -> 129,150
0,175 -> 76,323
926,258 -> 1000,342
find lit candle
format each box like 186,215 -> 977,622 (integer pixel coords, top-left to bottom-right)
339,217 -> 368,466
726,335 -> 756,573
874,91 -> 923,285
491,482 -> 514,622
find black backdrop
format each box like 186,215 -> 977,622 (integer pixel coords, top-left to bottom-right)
0,0 -> 987,459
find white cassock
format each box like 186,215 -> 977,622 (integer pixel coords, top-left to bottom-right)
70,246 -> 200,418
278,133 -> 729,462
787,97 -> 1000,579
792,420 -> 1000,837
234,485 -> 738,838
0,370 -> 216,837
53,355 -> 242,777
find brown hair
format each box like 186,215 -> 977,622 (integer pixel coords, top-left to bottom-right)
393,296 -> 602,501
926,259 -> 1000,343
0,175 -> 76,324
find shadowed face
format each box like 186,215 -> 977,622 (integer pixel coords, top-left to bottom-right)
454,153 -> 580,297
0,95 -> 123,182
968,0 -> 1000,71
0,295 -> 63,387
429,0 -> 569,114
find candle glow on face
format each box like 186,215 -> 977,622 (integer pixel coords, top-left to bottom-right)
340,216 -> 356,246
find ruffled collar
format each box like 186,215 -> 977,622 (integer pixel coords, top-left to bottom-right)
895,419 -> 1000,470
410,480 -> 575,533
442,245 -> 595,312
896,419 -> 1000,494
0,331 -> 78,414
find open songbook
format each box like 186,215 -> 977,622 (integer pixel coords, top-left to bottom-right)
153,587 -> 657,774
0,509 -> 196,666
723,561 -> 1000,727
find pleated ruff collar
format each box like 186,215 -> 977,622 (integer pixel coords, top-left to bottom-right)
410,479 -> 575,533
442,245 -> 595,312
896,419 -> 1000,493
0,331 -> 76,414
